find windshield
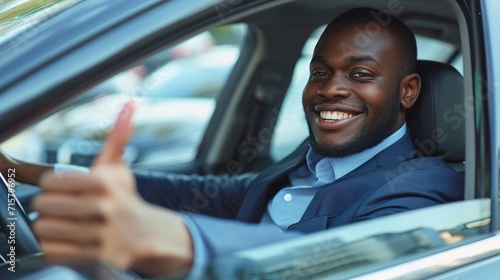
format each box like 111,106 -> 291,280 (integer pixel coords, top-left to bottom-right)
0,0 -> 79,47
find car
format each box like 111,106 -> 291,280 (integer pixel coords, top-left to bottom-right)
140,30 -> 217,75
0,0 -> 499,279
141,45 -> 240,99
34,95 -> 216,166
28,46 -> 240,167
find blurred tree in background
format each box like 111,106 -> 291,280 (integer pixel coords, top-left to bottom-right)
1,0 -> 61,23
209,25 -> 246,45
0,0 -> 67,34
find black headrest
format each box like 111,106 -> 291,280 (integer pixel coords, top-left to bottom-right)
407,60 -> 465,162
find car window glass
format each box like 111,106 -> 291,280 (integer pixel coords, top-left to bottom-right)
1,24 -> 247,167
270,26 -> 460,161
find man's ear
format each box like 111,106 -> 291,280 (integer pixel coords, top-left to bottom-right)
400,73 -> 421,109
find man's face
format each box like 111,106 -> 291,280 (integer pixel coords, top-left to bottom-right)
303,22 -> 405,157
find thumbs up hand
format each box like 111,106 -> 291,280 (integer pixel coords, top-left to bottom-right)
92,100 -> 135,166
32,101 -> 193,275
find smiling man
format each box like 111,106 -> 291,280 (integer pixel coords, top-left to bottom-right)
1,7 -> 463,277
305,9 -> 419,158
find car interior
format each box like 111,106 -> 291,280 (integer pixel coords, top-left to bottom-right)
1,0 -> 493,278
191,0 -> 470,194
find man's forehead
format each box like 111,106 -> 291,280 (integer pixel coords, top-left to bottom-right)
314,22 -> 394,56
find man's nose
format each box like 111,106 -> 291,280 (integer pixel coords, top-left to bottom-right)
316,73 -> 350,98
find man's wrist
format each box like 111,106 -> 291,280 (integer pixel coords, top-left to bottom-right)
131,204 -> 194,276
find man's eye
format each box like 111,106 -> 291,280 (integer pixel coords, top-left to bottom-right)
351,72 -> 371,78
312,71 -> 329,77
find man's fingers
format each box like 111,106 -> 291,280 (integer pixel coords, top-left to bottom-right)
39,239 -> 98,260
40,171 -> 106,193
32,192 -> 109,219
93,100 -> 136,166
34,217 -> 101,244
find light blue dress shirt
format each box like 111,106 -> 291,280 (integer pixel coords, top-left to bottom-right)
263,123 -> 408,230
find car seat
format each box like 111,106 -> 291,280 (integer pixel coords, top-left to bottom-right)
407,60 -> 465,172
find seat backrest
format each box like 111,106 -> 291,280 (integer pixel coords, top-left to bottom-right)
407,60 -> 465,168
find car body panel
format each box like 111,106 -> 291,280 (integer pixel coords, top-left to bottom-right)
210,199 -> 491,279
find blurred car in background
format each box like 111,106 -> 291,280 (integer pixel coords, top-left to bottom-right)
57,31 -> 220,109
141,45 -> 239,99
37,96 -> 216,166
31,46 -> 240,167
141,31 -> 216,74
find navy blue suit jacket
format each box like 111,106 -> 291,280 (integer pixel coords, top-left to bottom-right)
134,132 -> 463,257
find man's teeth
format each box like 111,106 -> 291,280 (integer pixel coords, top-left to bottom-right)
320,111 -> 354,120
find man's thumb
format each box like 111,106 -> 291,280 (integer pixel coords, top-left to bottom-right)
93,100 -> 136,166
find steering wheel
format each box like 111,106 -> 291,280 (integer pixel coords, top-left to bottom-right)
0,175 -> 40,258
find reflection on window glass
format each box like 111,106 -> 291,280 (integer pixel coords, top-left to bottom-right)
1,24 -> 247,167
215,199 -> 490,279
0,0 -> 78,48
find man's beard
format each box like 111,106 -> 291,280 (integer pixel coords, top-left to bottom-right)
306,95 -> 401,158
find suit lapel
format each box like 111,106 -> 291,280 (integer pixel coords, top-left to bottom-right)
236,139 -> 309,222
293,132 -> 418,231
337,131 -> 417,182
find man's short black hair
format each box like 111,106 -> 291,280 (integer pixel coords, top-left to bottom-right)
327,7 -> 417,77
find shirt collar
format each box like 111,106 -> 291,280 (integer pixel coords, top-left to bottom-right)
306,123 -> 407,180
